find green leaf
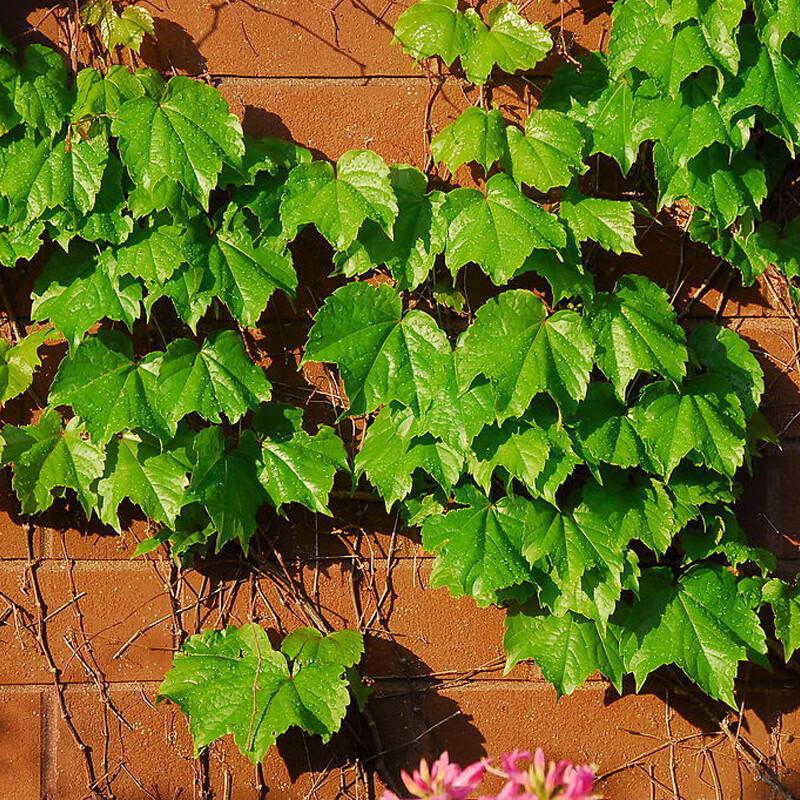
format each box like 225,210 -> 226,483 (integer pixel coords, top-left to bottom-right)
753,0 -> 800,51
252,404 -> 348,515
187,220 -> 296,327
0,54 -> 21,136
690,324 -> 763,416
303,282 -> 451,416
157,623 -> 354,763
0,221 -> 45,266
504,109 -> 587,192
469,417 -> 550,494
14,45 -> 72,138
421,492 -> 536,606
72,65 -> 163,123
392,0 -> 472,66
49,330 -> 168,443
190,427 -> 267,550
461,4 -> 551,85
82,1 -> 155,53
155,331 -> 271,429
356,403 -> 462,507
655,142 -> 768,227
281,627 -> 365,668
589,274 -> 688,397
31,246 -> 142,348
0,408 -> 105,514
457,289 -> 593,417
280,150 -> 398,250
504,602 -> 624,694
763,579 -> 800,660
114,223 -> 187,283
622,565 -> 766,706
0,327 -> 52,405
442,173 -> 566,284
631,374 -> 747,477
221,135 -> 311,187
333,164 -> 447,291
724,26 -> 800,152
143,263 -> 213,332
568,383 -> 647,469
96,432 -> 190,531
560,191 -> 639,255
1,131 -> 108,225
113,75 -> 244,207
431,107 -> 508,173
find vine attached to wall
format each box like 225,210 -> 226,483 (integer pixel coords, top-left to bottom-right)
1,0 -> 800,773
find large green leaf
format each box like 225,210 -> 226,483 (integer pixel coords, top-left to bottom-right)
631,374 -> 746,477
13,45 -> 72,138
112,75 -> 244,206
504,603 -> 624,694
155,330 -> 272,429
457,289 -> 593,417
114,223 -> 187,283
252,404 -> 348,515
431,107 -> 508,173
157,624 -> 355,762
622,565 -> 766,706
303,282 -> 451,416
333,165 -> 446,291
421,491 -> 536,606
190,427 -> 267,550
48,330 -> 168,443
0,408 -> 105,514
589,274 -> 688,398
763,579 -> 800,660
461,3 -> 551,84
560,191 -> 639,255
442,173 -> 566,284
504,109 -> 587,192
280,150 -> 398,250
392,0 -> 472,65
96,432 -> 190,531
753,0 -> 800,51
31,246 -> 142,348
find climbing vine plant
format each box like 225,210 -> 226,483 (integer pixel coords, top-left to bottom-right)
1,0 -> 800,768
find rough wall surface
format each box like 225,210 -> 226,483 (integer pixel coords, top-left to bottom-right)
1,2 -> 800,799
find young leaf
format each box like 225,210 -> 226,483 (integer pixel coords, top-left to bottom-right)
82,0 -> 155,53
113,75 -> 244,206
421,491 -> 537,606
252,404 -> 348,515
155,330 -> 272,429
589,274 -> 688,397
157,623 -> 355,763
0,327 -> 52,405
31,246 -> 142,348
303,282 -> 451,416
281,627 -> 365,668
763,579 -> 800,660
457,290 -> 593,417
504,602 -> 624,694
559,191 -> 639,255
442,173 -> 566,284
504,109 -> 587,193
280,150 -> 398,250
622,565 -> 766,706
48,330 -> 168,443
392,0 -> 472,66
0,408 -> 105,514
190,427 -> 267,549
96,432 -> 190,531
631,374 -> 746,477
461,4 -> 551,85
431,106 -> 508,173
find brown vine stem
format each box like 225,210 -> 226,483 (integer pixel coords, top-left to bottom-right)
24,523 -> 105,798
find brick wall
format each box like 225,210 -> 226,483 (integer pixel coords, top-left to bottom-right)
1,1 -> 800,798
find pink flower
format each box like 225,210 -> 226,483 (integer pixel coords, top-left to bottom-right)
382,752 -> 488,800
497,749 -> 597,800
